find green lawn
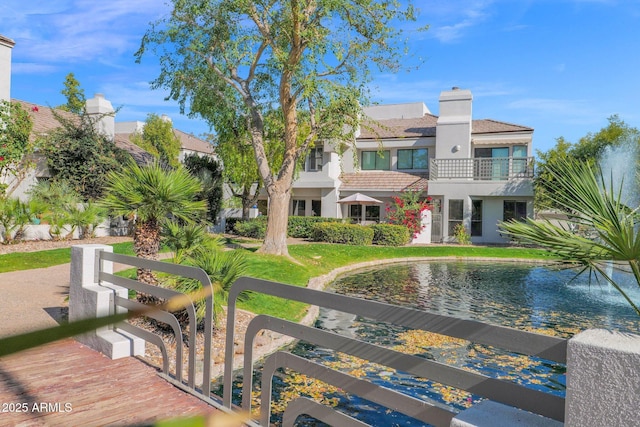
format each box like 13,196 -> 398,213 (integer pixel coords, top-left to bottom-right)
1,240 -> 554,321
0,242 -> 136,273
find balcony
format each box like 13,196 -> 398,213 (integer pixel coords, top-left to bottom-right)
430,157 -> 534,181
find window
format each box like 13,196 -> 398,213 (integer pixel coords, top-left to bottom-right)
474,147 -> 509,180
512,145 -> 528,175
503,201 -> 527,222
471,200 -> 482,236
362,150 -> 390,170
448,199 -> 464,236
308,145 -> 323,171
311,200 -> 321,217
349,205 -> 362,220
292,199 -> 306,216
349,205 -> 380,222
397,148 -> 428,170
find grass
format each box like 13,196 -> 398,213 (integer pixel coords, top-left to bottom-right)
1,239 -> 555,321
0,241 -> 145,273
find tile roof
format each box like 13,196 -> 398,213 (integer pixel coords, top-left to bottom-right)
114,134 -> 156,165
339,171 -> 429,192
358,115 -> 438,139
174,128 -> 214,154
357,115 -> 532,140
13,99 -> 78,136
472,119 -> 533,134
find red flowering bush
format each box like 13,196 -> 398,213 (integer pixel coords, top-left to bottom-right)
385,190 -> 432,238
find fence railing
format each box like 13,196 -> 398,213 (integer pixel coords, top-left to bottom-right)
430,157 -> 534,181
92,250 -> 566,426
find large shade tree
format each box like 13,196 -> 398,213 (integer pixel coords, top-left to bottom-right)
101,162 -> 207,284
136,0 -> 419,256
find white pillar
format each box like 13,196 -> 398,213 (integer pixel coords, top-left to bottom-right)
411,210 -> 432,244
69,244 -> 144,359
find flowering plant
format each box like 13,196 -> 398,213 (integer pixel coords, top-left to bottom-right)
385,189 -> 432,238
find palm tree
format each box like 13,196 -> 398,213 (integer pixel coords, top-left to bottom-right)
101,161 -> 207,284
500,158 -> 640,315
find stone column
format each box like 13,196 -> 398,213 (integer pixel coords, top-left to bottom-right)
69,244 -> 144,359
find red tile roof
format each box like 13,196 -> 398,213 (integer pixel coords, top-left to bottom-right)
339,171 -> 429,192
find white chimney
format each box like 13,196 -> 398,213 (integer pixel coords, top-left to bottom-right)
161,114 -> 172,123
85,93 -> 115,141
0,35 -> 15,103
435,87 -> 473,159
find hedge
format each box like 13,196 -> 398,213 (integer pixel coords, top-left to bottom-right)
233,218 -> 267,239
370,224 -> 410,246
232,216 -> 343,239
311,222 -> 374,245
287,216 -> 343,238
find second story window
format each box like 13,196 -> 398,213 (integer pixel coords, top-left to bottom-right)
307,145 -> 323,171
362,150 -> 390,170
398,148 -> 428,170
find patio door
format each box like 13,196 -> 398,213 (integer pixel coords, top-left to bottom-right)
475,147 -> 509,180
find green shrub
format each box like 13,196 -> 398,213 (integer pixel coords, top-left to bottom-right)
311,222 -> 374,245
371,224 -> 410,246
287,216 -> 342,238
453,223 -> 471,245
233,217 -> 267,239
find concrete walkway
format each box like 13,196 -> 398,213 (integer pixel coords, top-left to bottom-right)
0,253 -> 171,338
0,263 -> 72,337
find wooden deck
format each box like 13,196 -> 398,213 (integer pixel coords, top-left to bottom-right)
0,339 -> 219,426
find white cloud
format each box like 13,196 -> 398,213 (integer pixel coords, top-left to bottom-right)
508,97 -> 602,124
423,0 -> 496,43
12,62 -> 59,74
3,1 -> 169,64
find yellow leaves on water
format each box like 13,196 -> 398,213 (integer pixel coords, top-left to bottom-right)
392,330 -> 467,354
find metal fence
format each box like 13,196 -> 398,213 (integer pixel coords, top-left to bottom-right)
430,157 -> 534,181
96,251 -> 566,426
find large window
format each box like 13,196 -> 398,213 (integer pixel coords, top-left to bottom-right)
503,200 -> 527,222
307,145 -> 323,171
471,200 -> 483,236
448,199 -> 464,236
362,150 -> 390,170
292,199 -> 306,216
398,148 -> 428,170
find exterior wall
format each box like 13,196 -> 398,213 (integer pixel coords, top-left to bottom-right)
363,102 -> 430,120
0,35 -> 14,103
86,94 -> 115,141
435,88 -> 472,159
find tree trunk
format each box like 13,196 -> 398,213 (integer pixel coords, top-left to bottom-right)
133,218 -> 160,286
258,184 -> 291,256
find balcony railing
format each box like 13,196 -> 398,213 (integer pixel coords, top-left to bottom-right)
430,157 -> 534,181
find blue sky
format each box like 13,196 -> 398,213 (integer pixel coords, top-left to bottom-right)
2,0 -> 639,154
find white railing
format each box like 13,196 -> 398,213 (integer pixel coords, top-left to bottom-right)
430,157 -> 534,180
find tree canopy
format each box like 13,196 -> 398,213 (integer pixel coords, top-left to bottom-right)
183,153 -> 224,224
130,113 -> 182,168
137,0 -> 420,255
41,110 -> 129,201
58,73 -> 86,114
535,115 -> 640,211
0,100 -> 34,196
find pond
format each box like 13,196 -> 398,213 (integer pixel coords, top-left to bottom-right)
239,261 -> 640,426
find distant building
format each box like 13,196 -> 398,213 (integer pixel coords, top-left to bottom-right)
0,34 -> 214,200
266,87 -> 534,244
